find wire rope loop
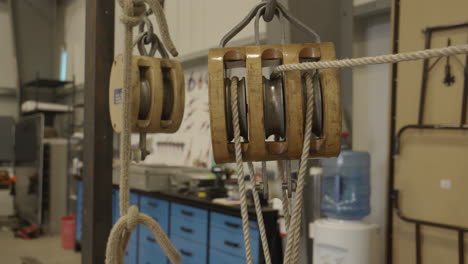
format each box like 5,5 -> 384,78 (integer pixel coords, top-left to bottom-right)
263,0 -> 277,22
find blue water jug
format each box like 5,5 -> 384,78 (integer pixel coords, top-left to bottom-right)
320,150 -> 370,220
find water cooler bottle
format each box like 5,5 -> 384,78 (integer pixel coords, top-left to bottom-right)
310,150 -> 379,264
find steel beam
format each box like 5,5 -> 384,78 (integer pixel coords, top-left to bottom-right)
82,0 -> 114,263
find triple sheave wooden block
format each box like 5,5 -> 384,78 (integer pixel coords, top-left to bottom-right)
208,42 -> 342,163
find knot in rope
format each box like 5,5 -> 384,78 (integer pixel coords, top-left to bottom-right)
118,0 -> 147,27
126,205 -> 139,231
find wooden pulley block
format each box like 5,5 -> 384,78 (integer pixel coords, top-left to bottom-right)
109,54 -> 185,134
208,42 -> 341,163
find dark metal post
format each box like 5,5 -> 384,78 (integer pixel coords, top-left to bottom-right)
459,231 -> 465,264
415,224 -> 422,264
460,51 -> 468,126
83,0 -> 114,263
417,31 -> 432,125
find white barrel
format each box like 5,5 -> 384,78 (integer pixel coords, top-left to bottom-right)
309,218 -> 379,264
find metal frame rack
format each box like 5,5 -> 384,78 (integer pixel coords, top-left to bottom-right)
387,4 -> 468,263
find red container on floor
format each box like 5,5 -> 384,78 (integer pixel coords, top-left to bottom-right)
61,215 -> 76,249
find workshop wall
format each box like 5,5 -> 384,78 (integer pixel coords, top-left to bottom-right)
11,0 -> 57,82
392,0 -> 468,263
353,14 -> 391,264
0,1 -> 18,119
0,1 -> 18,90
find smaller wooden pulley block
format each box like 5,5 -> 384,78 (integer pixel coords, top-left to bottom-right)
208,42 -> 342,163
109,55 -> 185,134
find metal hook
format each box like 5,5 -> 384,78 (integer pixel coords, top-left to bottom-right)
219,1 -> 321,48
219,2 -> 267,47
263,0 -> 277,22
275,2 -> 321,43
254,5 -> 286,46
137,15 -> 169,58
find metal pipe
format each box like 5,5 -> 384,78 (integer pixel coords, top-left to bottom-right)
418,31 -> 432,125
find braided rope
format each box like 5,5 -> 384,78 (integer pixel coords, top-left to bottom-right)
283,72 -> 314,264
277,160 -> 291,231
105,0 -> 180,263
230,77 -> 254,264
274,44 -> 468,74
247,162 -> 272,264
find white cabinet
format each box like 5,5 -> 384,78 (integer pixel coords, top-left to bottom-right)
165,0 -> 267,58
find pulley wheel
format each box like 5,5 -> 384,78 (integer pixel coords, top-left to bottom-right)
263,76 -> 286,139
138,79 -> 152,120
302,73 -> 323,138
161,69 -> 174,120
225,77 -> 248,141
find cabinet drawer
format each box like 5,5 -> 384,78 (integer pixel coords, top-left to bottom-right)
124,243 -> 138,264
172,235 -> 207,264
210,248 -> 258,264
140,196 -> 169,216
171,203 -> 208,224
138,248 -> 166,264
138,236 -> 166,264
210,212 -> 259,235
139,224 -> 170,250
209,226 -> 259,261
170,217 -> 207,244
139,202 -> 169,230
113,190 -> 140,224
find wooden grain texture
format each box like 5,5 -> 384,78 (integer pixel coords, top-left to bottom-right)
391,1 -> 468,263
109,55 -> 185,134
208,43 -> 341,163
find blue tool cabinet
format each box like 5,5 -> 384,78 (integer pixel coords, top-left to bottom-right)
75,180 -> 281,264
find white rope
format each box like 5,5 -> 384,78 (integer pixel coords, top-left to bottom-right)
247,162 -> 272,264
105,0 -> 181,263
273,44 -> 468,74
283,73 -> 315,264
230,77 -> 254,264
277,160 -> 291,231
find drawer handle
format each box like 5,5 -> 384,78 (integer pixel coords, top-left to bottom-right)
224,221 -> 240,228
147,202 -> 159,207
224,240 -> 241,248
180,249 -> 193,257
180,226 -> 193,233
146,236 -> 156,243
181,210 -> 194,216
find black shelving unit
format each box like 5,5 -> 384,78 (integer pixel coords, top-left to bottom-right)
19,74 -> 78,215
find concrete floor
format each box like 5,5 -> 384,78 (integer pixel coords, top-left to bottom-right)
0,230 -> 81,264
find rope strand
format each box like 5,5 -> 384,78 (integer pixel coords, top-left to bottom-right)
273,44 -> 468,74
230,77 -> 254,264
106,0 -> 181,263
247,162 -> 272,264
283,72 -> 315,264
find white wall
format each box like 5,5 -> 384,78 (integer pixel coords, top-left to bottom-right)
0,97 -> 18,119
0,1 -> 18,89
353,14 -> 391,263
0,1 -> 18,118
354,0 -> 376,6
59,0 -> 85,84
